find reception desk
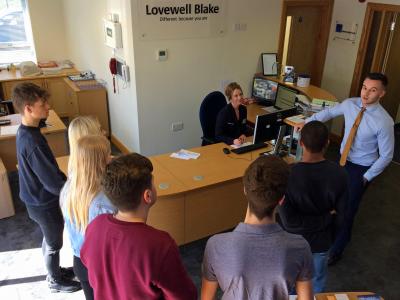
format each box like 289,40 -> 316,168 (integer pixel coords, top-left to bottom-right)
56,142 -> 291,245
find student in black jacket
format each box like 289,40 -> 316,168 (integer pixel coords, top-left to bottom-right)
215,82 -> 252,145
13,83 -> 80,293
278,121 -> 348,293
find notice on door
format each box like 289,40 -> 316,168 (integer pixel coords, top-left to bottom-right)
136,0 -> 227,40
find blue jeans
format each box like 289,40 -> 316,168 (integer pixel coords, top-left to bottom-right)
26,204 -> 64,279
312,252 -> 328,293
330,161 -> 370,257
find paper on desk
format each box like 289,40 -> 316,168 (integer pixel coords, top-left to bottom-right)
170,149 -> 200,160
286,115 -> 305,124
289,296 -> 316,300
0,124 -> 20,136
334,294 -> 350,300
230,141 -> 252,149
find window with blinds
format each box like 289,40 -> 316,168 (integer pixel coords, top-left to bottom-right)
0,0 -> 36,64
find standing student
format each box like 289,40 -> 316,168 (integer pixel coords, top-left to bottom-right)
279,121 -> 348,292
81,153 -> 197,300
201,156 -> 314,300
60,135 -> 115,300
13,83 -> 80,293
296,73 -> 394,264
67,115 -> 103,174
215,82 -> 252,145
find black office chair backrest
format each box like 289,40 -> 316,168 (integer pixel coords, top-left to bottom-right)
199,91 -> 227,146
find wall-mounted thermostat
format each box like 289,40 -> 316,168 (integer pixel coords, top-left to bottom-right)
157,49 -> 168,61
104,19 -> 122,48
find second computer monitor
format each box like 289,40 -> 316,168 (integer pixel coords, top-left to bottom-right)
253,107 -> 298,144
275,85 -> 298,110
252,77 -> 278,105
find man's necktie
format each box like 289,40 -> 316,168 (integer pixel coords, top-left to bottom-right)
339,107 -> 367,166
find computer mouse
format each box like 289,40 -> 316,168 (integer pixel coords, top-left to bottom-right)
222,147 -> 231,154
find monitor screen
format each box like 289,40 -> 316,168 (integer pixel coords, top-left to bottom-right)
275,85 -> 298,110
253,107 -> 298,144
252,77 -> 278,103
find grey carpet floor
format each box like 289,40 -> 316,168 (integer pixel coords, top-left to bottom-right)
1,146 -> 399,299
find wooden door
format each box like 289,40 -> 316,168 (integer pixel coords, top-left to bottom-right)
278,0 -> 333,87
381,14 -> 400,121
286,6 -> 321,84
350,3 -> 400,122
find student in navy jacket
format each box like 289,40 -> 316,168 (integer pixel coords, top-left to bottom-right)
13,83 -> 80,293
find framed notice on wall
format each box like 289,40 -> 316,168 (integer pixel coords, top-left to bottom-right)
261,53 -> 278,76
135,0 -> 227,40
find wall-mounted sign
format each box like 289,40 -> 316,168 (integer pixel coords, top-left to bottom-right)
136,0 -> 227,40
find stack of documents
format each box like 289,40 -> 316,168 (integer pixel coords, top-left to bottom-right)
310,98 -> 337,112
0,124 -> 19,136
170,149 -> 200,160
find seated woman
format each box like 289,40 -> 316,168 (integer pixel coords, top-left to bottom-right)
61,134 -> 116,300
215,82 -> 252,145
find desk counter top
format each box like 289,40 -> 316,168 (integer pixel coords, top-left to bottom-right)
0,110 -> 66,140
255,73 -> 337,101
0,68 -> 79,82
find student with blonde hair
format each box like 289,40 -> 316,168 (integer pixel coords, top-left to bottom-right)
67,116 -> 103,173
60,135 -> 116,300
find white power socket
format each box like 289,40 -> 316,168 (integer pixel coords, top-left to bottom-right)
171,122 -> 184,132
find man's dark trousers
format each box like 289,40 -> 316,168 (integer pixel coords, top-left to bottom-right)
26,204 -> 64,279
330,161 -> 370,257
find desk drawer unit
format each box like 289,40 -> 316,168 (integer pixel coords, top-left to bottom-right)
0,158 -> 15,219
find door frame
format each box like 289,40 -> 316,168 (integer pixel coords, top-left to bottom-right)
277,0 -> 334,87
350,2 -> 400,97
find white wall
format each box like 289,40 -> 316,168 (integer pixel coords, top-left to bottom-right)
62,0 -> 140,152
28,0 -> 68,61
131,0 -> 282,155
322,0 -> 400,135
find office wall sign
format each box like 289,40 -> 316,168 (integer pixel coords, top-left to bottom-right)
136,0 -> 227,40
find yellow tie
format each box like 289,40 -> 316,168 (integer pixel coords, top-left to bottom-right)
339,107 -> 366,166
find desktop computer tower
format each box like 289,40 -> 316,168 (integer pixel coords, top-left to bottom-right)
0,158 -> 15,219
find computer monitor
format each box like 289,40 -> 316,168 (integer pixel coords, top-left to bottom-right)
275,84 -> 298,110
252,77 -> 278,105
253,107 -> 297,144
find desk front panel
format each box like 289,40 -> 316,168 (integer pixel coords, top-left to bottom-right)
184,178 -> 247,244
147,194 -> 185,245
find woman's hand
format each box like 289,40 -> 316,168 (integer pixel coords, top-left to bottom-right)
239,134 -> 246,143
233,138 -> 242,145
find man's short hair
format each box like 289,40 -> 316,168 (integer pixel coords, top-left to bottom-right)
300,121 -> 329,153
243,156 -> 289,219
366,72 -> 388,88
102,153 -> 153,212
12,82 -> 50,113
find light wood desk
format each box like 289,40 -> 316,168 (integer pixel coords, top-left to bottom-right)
315,291 -> 383,300
56,142 -> 292,245
0,110 -> 67,171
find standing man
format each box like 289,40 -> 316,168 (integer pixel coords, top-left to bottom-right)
13,83 -> 80,292
279,121 -> 348,292
297,73 -> 394,265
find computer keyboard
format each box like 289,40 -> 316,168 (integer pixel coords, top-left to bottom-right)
231,142 -> 269,154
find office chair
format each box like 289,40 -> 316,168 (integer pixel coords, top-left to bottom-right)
199,91 -> 227,146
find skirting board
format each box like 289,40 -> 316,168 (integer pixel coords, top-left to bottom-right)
110,134 -> 131,154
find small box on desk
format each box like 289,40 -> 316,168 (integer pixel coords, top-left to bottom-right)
0,157 -> 15,219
